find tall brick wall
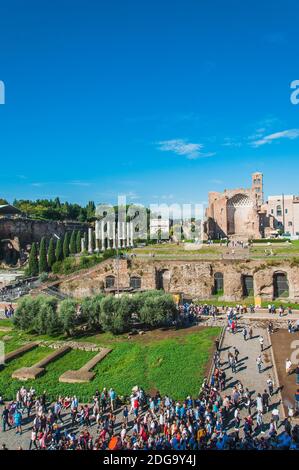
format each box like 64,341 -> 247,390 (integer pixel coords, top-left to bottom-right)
57,258 -> 299,302
0,218 -> 89,247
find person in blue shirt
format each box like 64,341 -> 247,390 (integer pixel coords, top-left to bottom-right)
109,388 -> 116,411
13,409 -> 22,435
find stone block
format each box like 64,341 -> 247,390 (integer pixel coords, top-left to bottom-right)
12,366 -> 44,380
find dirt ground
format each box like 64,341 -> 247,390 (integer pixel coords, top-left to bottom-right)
271,329 -> 299,417
129,323 -> 217,344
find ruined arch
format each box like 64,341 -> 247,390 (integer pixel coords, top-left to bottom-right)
227,193 -> 254,235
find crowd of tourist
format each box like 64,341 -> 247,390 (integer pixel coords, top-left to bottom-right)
1,299 -> 299,451
178,303 -> 256,322
1,337 -> 299,450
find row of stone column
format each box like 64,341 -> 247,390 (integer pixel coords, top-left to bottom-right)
84,221 -> 135,253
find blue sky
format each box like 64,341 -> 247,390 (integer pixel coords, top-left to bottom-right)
0,0 -> 298,207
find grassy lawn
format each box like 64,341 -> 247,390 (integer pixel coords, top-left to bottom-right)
128,240 -> 299,261
0,319 -> 14,328
0,327 -> 220,401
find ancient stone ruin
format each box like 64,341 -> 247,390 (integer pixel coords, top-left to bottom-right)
59,347 -> 112,383
11,346 -> 71,380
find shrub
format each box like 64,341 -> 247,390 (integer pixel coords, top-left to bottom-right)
80,294 -> 104,329
99,295 -> 132,334
59,299 -> 78,336
33,296 -> 58,335
39,272 -> 49,283
61,257 -> 76,275
52,261 -> 63,274
139,294 -> 177,327
14,296 -> 39,330
14,295 -> 58,335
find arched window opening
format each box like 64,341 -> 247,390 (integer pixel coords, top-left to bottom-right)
242,275 -> 254,297
105,275 -> 115,289
213,272 -> 224,295
273,272 -> 289,299
130,276 -> 141,289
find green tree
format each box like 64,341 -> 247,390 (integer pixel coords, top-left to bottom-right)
83,232 -> 88,251
55,238 -> 63,262
59,299 -> 78,336
13,296 -> 39,330
47,238 -> 56,269
76,230 -> 82,253
46,308 -> 62,336
63,232 -> 70,258
81,294 -> 104,329
28,242 -> 39,276
99,295 -> 132,334
69,230 -> 77,254
139,293 -> 177,327
86,200 -> 95,220
52,261 -> 63,274
33,296 -> 57,334
39,237 -> 48,273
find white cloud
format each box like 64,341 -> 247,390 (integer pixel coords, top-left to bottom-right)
209,179 -> 223,185
222,137 -> 242,148
250,129 -> 299,147
68,180 -> 92,187
157,139 -> 215,160
152,194 -> 174,201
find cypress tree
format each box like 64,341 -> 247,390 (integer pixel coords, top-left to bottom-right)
47,238 -> 56,269
28,242 -> 39,276
63,232 -> 70,259
70,230 -> 77,254
39,237 -> 48,273
55,238 -> 63,261
76,230 -> 82,253
83,232 -> 88,251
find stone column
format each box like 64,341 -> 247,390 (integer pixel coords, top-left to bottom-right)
107,221 -> 111,249
95,221 -> 100,252
126,222 -> 130,247
112,222 -> 116,249
130,221 -> 134,247
101,221 -> 106,251
81,238 -> 85,253
118,221 -> 122,248
88,227 -> 93,254
122,221 -> 126,248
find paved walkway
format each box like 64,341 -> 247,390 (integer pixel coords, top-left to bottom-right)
218,323 -> 283,434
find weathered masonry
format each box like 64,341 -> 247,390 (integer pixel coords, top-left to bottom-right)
57,258 -> 299,302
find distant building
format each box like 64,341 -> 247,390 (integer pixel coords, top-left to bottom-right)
205,172 -> 265,240
150,216 -> 172,239
0,204 -> 22,219
263,195 -> 299,236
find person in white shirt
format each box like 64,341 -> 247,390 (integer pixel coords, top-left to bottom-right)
286,358 -> 292,375
256,393 -> 263,413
